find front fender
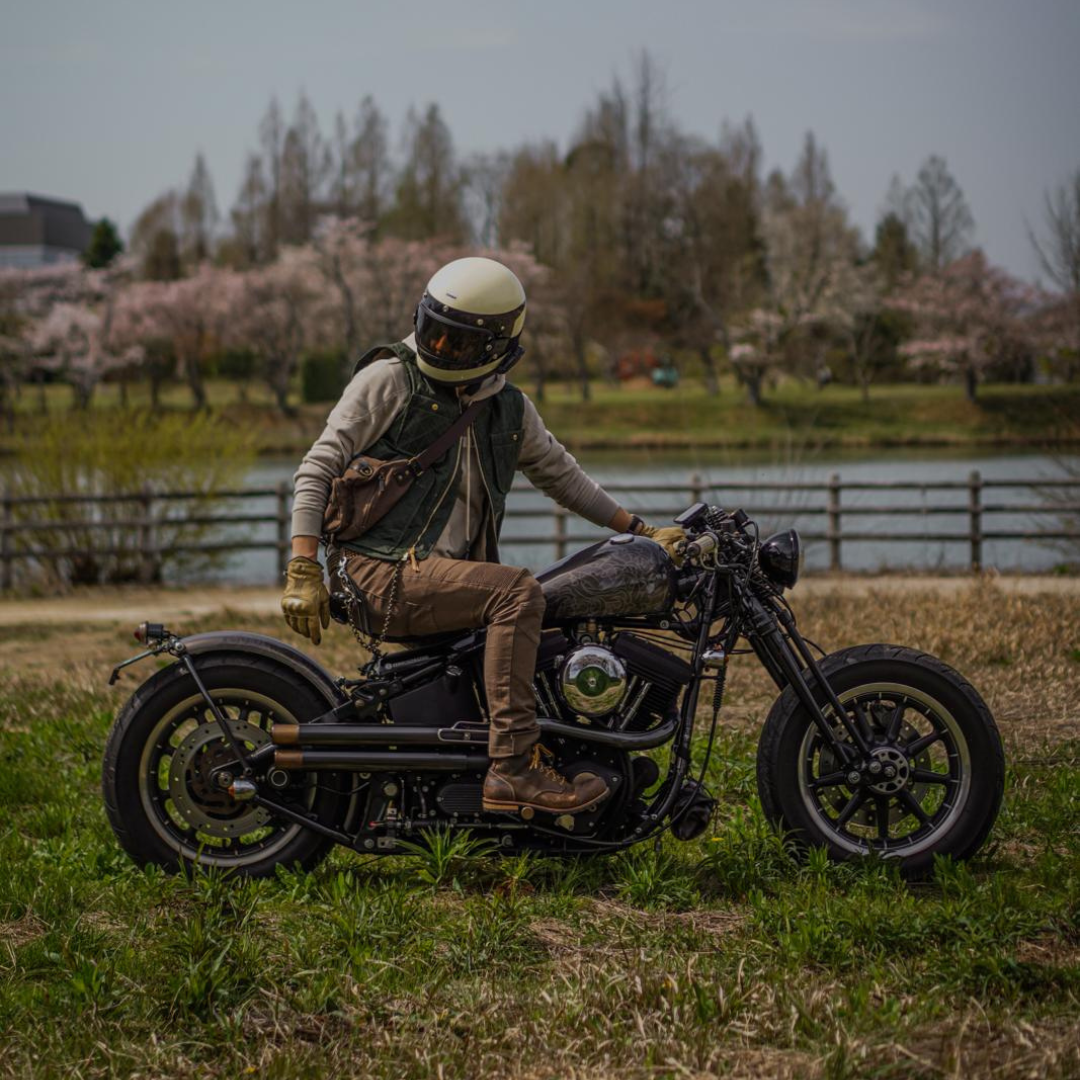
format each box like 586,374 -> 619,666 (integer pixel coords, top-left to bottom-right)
180,631 -> 346,709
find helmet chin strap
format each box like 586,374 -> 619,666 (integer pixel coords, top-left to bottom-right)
457,346 -> 525,396
495,345 -> 525,377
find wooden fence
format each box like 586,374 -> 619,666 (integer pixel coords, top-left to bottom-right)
1,471 -> 1079,588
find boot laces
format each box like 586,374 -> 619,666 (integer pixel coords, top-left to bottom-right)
529,743 -> 567,785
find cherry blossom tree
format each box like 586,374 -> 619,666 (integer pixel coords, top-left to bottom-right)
729,309 -> 782,406
309,219 -> 551,380
1027,290 -> 1080,383
1028,168 -> 1080,381
17,263 -> 143,410
889,251 -> 1036,402
129,265 -> 244,409
741,132 -> 867,403
818,261 -> 889,402
235,245 -> 319,415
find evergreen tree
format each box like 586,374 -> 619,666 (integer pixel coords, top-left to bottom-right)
904,155 -> 975,270
144,229 -> 182,281
82,217 -> 123,268
872,212 -> 919,287
386,104 -> 465,241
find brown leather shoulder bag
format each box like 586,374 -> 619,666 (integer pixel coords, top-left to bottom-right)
322,397 -> 490,544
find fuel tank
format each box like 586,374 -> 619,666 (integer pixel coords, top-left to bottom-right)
536,534 -> 678,624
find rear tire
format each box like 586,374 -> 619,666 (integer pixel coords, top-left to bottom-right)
103,653 -> 348,878
756,644 -> 1004,878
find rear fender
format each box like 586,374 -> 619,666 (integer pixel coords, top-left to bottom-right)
180,631 -> 359,833
181,631 -> 346,709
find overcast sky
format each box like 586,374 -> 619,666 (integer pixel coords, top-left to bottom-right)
2,0 -> 1077,282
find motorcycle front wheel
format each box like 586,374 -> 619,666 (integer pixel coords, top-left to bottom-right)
103,654 -> 349,878
756,644 -> 1004,878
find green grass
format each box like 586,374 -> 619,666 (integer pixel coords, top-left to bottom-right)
6,377 -> 1079,455
1,684 -> 1077,1077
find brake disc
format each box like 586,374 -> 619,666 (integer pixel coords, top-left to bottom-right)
168,719 -> 272,839
817,712 -> 935,828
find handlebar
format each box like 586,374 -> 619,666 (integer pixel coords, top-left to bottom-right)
676,532 -> 719,561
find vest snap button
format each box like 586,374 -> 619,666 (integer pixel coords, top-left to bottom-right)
512,433 -> 518,440
431,403 -> 439,411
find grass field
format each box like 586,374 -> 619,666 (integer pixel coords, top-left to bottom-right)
0,581 -> 1077,1078
5,377 -> 1080,455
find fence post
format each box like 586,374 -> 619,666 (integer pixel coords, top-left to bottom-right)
689,472 -> 703,506
1,490 -> 12,592
968,470 -> 983,573
554,505 -> 568,561
138,484 -> 155,585
276,482 -> 290,578
827,472 -> 842,572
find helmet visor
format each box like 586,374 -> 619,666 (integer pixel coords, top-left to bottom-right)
414,302 -> 513,372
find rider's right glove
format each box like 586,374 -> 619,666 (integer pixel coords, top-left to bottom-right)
637,523 -> 687,565
281,556 -> 330,646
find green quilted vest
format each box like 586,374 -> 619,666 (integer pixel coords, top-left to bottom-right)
339,341 -> 525,562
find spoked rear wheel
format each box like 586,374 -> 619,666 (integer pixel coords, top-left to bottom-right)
104,655 -> 349,877
757,645 -> 1004,878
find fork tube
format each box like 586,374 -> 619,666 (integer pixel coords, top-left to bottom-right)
741,592 -> 868,760
774,603 -> 875,758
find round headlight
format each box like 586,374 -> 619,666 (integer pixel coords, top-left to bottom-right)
759,529 -> 801,589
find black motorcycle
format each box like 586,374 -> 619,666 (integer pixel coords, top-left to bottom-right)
103,502 -> 1004,879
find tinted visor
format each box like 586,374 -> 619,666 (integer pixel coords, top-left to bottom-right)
414,299 -> 516,372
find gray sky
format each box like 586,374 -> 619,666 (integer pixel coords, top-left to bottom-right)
2,0 -> 1077,282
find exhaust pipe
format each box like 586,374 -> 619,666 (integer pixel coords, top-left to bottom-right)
273,749 -> 490,772
271,711 -> 677,752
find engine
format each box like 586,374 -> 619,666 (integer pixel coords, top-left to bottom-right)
534,630 -> 693,731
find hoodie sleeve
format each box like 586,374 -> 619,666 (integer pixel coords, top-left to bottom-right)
515,394 -> 620,528
290,359 -> 412,538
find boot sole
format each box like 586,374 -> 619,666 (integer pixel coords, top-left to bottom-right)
482,789 -> 610,816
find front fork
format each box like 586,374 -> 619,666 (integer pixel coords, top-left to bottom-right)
744,592 -> 874,764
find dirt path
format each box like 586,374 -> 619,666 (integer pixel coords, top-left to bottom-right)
0,574 -> 1076,628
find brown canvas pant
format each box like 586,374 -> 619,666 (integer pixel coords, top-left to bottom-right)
340,553 -> 545,758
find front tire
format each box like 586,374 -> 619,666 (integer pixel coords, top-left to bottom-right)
756,644 -> 1004,878
103,653 -> 349,878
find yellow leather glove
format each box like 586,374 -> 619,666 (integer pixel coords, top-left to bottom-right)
638,524 -> 687,564
281,556 -> 330,645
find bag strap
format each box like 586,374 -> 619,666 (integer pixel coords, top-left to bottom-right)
409,397 -> 491,475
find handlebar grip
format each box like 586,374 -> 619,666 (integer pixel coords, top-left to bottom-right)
679,533 -> 719,559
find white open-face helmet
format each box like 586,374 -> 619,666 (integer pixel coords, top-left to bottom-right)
413,257 -> 527,384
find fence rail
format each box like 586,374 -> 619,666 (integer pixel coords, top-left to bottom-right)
2,472 -> 1078,588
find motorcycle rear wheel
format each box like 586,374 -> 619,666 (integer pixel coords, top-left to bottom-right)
103,654 -> 348,877
756,644 -> 1004,878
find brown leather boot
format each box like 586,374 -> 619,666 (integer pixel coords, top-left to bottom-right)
482,744 -> 609,815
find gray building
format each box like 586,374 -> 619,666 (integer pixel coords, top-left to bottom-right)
0,193 -> 93,269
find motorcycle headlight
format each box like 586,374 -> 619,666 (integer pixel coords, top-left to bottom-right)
759,529 -> 801,589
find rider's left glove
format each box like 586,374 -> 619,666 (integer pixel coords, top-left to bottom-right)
281,556 -> 330,646
637,524 -> 687,564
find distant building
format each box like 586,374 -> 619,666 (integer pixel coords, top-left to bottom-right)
0,193 -> 93,269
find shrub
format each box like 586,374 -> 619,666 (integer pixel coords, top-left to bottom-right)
5,411 -> 257,588
301,350 -> 348,404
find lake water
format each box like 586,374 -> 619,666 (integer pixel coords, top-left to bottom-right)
206,447 -> 1079,583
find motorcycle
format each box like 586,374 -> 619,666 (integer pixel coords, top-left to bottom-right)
103,502 -> 1004,879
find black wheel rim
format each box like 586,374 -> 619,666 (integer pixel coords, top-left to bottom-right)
797,682 -> 971,858
137,688 -> 315,868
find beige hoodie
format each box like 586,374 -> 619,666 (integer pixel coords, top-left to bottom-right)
292,336 -> 620,562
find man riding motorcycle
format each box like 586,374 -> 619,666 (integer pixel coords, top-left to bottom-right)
281,256 -> 683,815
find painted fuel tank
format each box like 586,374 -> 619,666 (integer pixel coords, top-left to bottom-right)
536,534 -> 677,624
